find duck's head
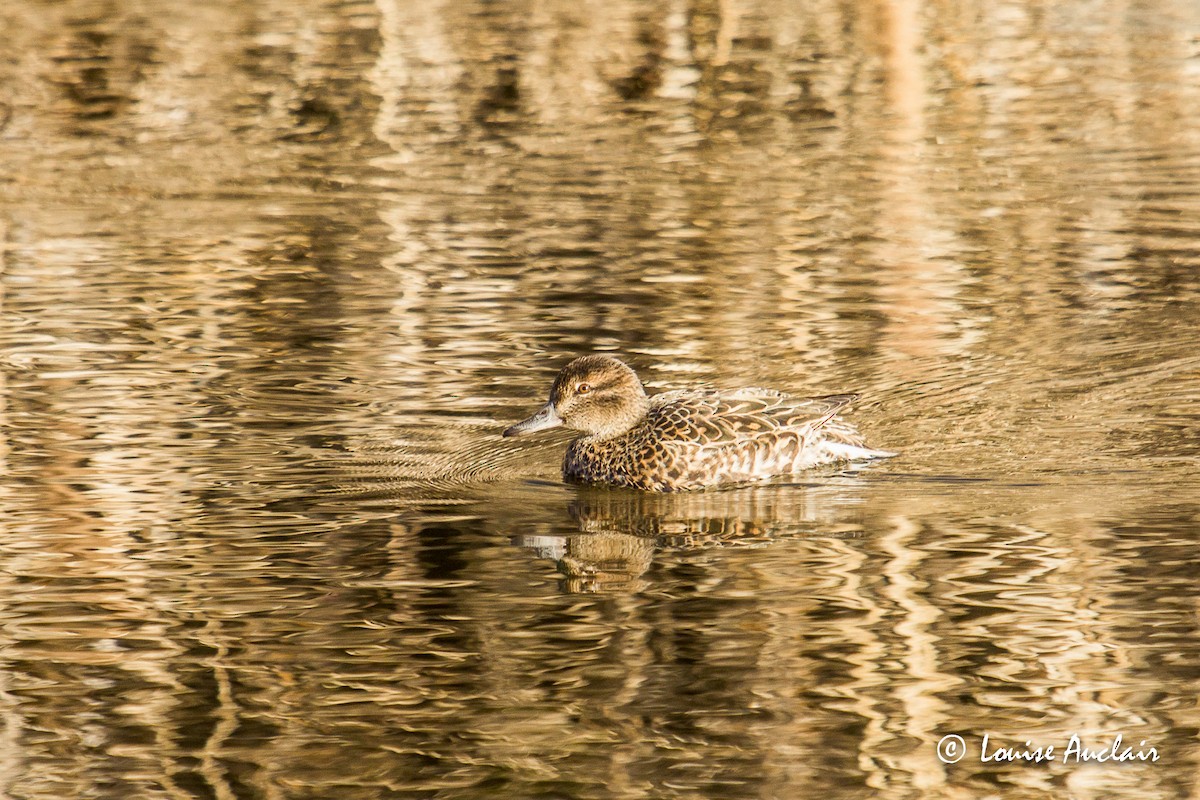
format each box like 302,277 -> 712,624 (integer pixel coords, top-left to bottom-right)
503,355 -> 650,440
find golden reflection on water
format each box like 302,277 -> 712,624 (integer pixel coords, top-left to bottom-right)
1,0 -> 1200,797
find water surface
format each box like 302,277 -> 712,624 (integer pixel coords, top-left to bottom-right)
2,0 -> 1199,797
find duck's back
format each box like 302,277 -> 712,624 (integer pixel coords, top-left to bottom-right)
564,388 -> 889,491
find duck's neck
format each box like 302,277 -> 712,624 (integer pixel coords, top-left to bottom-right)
584,396 -> 650,442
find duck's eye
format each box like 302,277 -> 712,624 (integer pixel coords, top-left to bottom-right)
576,383 -> 592,394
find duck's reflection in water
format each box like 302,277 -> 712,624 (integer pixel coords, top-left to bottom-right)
512,480 -> 868,592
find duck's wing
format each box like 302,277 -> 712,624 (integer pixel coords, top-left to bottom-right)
646,389 -> 861,447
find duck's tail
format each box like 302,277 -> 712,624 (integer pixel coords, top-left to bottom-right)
821,441 -> 898,462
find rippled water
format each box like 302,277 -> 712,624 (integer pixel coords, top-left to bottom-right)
2,0 -> 1200,797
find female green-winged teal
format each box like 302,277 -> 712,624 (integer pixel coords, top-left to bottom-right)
503,355 -> 893,491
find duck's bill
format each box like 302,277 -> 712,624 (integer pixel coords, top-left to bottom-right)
503,403 -> 563,437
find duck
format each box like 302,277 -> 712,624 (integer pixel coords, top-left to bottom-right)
503,355 -> 893,491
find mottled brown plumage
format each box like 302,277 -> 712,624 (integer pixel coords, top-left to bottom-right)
504,355 -> 893,491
